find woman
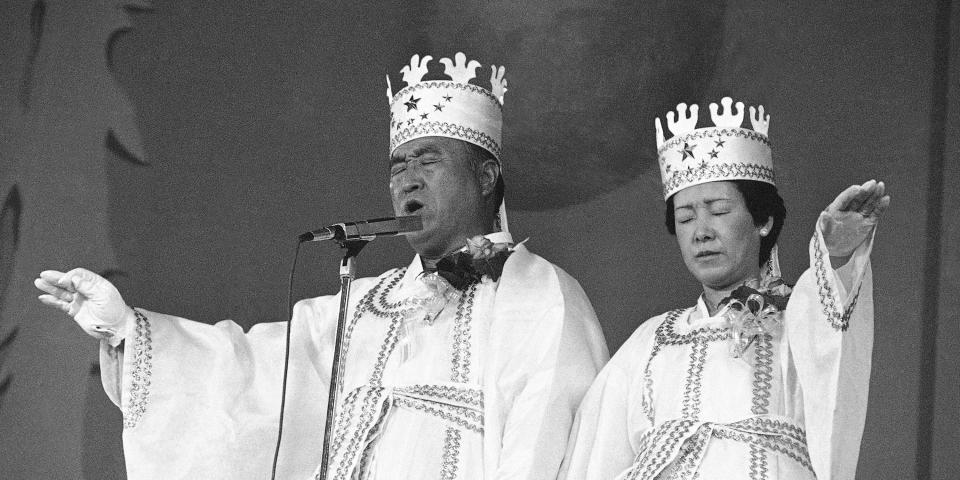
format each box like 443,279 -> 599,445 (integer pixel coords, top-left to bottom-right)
560,98 -> 889,480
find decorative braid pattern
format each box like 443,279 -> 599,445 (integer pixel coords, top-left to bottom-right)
397,384 -> 483,408
681,340 -> 708,420
663,161 -> 775,198
123,308 -> 153,429
391,120 -> 502,159
622,419 -> 697,480
751,334 -> 774,415
440,427 -> 462,480
450,284 -> 477,383
749,443 -> 769,480
811,234 -> 862,331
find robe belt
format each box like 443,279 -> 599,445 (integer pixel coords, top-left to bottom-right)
324,383 -> 484,480
622,415 -> 815,480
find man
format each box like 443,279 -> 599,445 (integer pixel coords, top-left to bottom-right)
35,52 -> 608,479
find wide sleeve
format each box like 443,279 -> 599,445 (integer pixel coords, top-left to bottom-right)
96,289 -> 352,480
785,216 -> 876,480
559,315 -> 660,480
483,254 -> 610,480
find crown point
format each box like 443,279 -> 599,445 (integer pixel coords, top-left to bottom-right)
440,52 -> 480,84
666,102 -> 699,137
385,74 -> 393,102
710,96 -> 745,128
490,65 -> 507,104
655,117 -> 665,148
750,105 -> 770,135
401,54 -> 433,86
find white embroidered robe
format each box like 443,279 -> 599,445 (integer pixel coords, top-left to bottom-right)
100,244 -> 609,479
560,223 -> 875,480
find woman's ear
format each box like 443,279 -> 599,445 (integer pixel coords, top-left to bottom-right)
759,216 -> 774,236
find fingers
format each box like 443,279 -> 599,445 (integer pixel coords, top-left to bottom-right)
39,270 -> 69,290
37,293 -> 71,313
827,184 -> 862,212
872,194 -> 891,218
34,277 -> 75,302
56,268 -> 101,295
857,181 -> 886,216
845,179 -> 877,212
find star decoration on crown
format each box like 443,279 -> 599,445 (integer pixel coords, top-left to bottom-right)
434,103 -> 445,112
420,113 -> 429,120
443,94 -> 453,102
679,142 -> 696,161
405,96 -> 420,111
715,138 -> 726,148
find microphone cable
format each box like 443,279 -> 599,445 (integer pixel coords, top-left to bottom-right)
271,240 -> 304,480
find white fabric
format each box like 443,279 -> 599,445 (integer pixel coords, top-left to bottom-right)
560,220 -> 874,480
100,243 -> 608,479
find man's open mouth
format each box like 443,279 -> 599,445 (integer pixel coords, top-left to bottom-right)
404,199 -> 424,215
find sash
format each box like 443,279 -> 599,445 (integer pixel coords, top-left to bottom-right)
620,415 -> 815,480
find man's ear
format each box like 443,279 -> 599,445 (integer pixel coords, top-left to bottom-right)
479,159 -> 500,197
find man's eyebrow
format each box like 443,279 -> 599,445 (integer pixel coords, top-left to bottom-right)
390,145 -> 442,164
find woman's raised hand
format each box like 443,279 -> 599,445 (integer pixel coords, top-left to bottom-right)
820,179 -> 891,259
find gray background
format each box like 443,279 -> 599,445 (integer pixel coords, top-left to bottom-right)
0,0 -> 956,478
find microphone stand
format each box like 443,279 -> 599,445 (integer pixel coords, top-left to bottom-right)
318,238 -> 369,480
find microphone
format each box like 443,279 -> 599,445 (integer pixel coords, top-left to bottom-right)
298,216 -> 423,243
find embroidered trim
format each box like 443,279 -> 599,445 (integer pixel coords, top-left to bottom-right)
713,427 -> 815,475
123,308 -> 153,429
451,284 -> 477,383
681,340 -> 708,420
331,270 -> 408,480
663,161 -> 775,198
751,334 -> 774,415
749,443 -> 769,480
324,267 -> 486,479
327,388 -> 362,467
624,417 -> 811,479
396,384 -> 483,408
656,308 -> 730,345
642,310 -> 685,424
391,120 -> 502,159
440,427 -> 462,480
666,426 -> 710,479
393,396 -> 484,433
811,234 -> 862,331
623,419 -> 697,480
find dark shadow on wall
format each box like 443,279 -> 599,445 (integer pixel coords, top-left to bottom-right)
0,186 -> 22,412
383,0 -> 727,210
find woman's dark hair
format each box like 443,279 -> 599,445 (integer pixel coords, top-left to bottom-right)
664,180 -> 787,266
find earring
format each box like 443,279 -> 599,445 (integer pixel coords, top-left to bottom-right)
760,229 -> 768,237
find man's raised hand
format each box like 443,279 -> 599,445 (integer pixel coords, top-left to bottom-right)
34,268 -> 134,344
820,179 -> 891,260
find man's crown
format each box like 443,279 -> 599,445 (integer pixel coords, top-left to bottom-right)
387,52 -> 506,161
654,97 -> 775,200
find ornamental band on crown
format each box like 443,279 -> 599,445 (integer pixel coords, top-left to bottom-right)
655,97 -> 775,200
387,52 -> 507,162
